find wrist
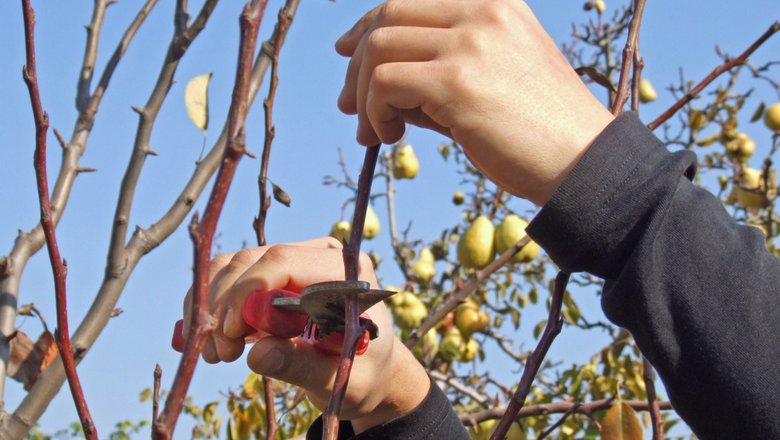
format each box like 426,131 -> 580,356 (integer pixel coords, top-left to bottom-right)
350,341 -> 431,434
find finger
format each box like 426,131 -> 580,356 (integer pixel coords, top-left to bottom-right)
398,108 -> 453,139
340,26 -> 443,143
366,61 -> 449,144
247,337 -> 339,392
335,0 -> 456,57
223,246 -> 377,338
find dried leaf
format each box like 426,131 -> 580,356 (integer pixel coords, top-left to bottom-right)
8,330 -> 58,390
272,182 -> 292,207
575,66 -> 616,93
601,401 -> 643,440
751,102 -> 766,123
184,73 -> 212,133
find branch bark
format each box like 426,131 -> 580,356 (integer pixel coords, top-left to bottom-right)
152,1 -> 268,438
322,145 -> 381,440
648,21 -> 780,130
489,271 -> 569,440
404,236 -> 532,350
609,0 -> 647,115
0,0 -> 158,410
2,0 -> 301,436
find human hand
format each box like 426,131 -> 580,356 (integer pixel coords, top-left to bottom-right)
336,0 -> 615,205
180,237 -> 430,433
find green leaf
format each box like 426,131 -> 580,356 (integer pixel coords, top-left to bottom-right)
601,402 -> 643,440
751,102 -> 766,123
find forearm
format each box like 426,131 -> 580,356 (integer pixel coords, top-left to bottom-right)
528,112 -> 780,438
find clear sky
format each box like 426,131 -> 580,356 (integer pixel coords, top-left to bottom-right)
1,0 -> 779,436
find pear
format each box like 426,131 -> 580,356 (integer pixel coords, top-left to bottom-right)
639,78 -> 657,103
452,191 -> 465,205
766,103 -> 780,132
411,247 -> 436,284
734,167 -> 770,209
362,205 -> 380,239
593,0 -> 606,13
457,216 -> 496,269
329,220 -> 351,244
391,291 -> 428,329
439,327 -> 464,362
495,214 -> 540,263
392,144 -> 419,179
459,338 -> 480,362
725,133 -> 756,162
455,301 -> 489,338
412,328 -> 439,360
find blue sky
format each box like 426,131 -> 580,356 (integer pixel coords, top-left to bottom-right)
1,0 -> 779,436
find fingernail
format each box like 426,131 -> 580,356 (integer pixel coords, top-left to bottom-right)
222,307 -> 234,334
257,347 -> 284,374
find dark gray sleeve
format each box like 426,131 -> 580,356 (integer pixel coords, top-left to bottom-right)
528,112 -> 780,439
306,381 -> 470,440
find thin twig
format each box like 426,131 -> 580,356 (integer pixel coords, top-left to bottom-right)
642,356 -> 665,440
648,21 -> 780,130
404,236 -> 532,349
255,6 -> 293,247
262,375 -> 277,440
152,2 -> 268,438
322,145 -> 381,440
429,371 -> 490,406
21,1 -> 97,438
462,398 -> 673,425
536,404 -> 578,440
489,271 -> 569,440
609,0 -> 647,114
153,364 -> 162,422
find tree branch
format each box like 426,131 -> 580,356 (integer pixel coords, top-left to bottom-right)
0,0 -> 157,411
404,236 -> 532,349
152,2 -> 268,438
609,0 -> 647,114
255,5 -> 293,247
3,1 -> 301,436
489,271 -> 569,440
322,145 -> 381,440
648,21 -> 780,130
21,1 -> 97,437
461,398 -> 673,425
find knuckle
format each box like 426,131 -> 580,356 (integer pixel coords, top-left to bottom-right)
322,236 -> 344,249
365,27 -> 391,53
260,244 -> 294,266
483,1 -> 512,27
358,252 -> 373,270
371,63 -> 395,92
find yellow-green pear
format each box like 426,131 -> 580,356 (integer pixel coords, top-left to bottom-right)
639,78 -> 657,103
392,144 -> 420,179
459,338 -> 480,362
495,214 -> 540,263
725,133 -> 756,162
439,327 -> 464,362
329,220 -> 351,244
735,167 -> 769,209
391,291 -> 428,329
362,205 -> 380,239
457,216 -> 495,269
455,301 -> 489,338
411,247 -> 436,284
452,191 -> 465,206
593,0 -> 606,13
765,103 -> 780,131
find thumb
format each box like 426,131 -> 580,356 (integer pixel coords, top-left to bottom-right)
247,336 -> 337,392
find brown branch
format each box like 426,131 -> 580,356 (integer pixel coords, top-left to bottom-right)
4,2 -> 302,437
323,145 -> 381,439
255,5 -> 293,247
0,0 -> 158,411
262,375 -> 277,440
404,236 -> 532,349
76,0 -> 109,112
462,398 -> 673,425
536,405 -> 578,440
21,1 -> 97,438
648,21 -> 780,130
152,364 -> 162,422
642,356 -> 665,440
489,271 -> 569,440
152,1 -> 268,438
609,0 -> 647,115
430,371 -> 490,406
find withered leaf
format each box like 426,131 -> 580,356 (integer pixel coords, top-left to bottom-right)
601,401 -> 643,440
272,182 -> 292,207
9,330 -> 58,390
575,66 -> 617,93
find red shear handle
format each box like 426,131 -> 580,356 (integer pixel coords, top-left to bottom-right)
242,289 -> 307,338
171,289 -> 371,356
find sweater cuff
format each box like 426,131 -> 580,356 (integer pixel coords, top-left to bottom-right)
527,112 -> 696,279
